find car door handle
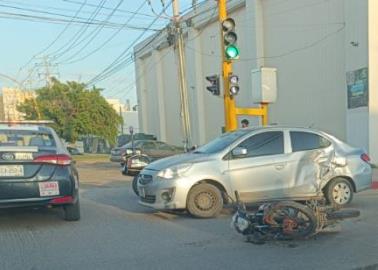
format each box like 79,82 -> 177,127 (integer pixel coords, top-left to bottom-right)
274,163 -> 286,170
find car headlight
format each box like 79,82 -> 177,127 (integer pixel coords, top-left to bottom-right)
157,163 -> 192,179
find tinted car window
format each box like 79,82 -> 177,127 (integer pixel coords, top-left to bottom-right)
290,131 -> 331,152
142,142 -> 156,150
194,129 -> 250,154
123,141 -> 142,148
0,130 -> 55,147
235,131 -> 284,158
156,142 -> 173,151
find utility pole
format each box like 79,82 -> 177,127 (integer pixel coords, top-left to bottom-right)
172,0 -> 192,150
119,105 -> 124,134
35,55 -> 59,88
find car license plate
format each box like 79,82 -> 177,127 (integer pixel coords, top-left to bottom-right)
15,153 -> 33,160
139,187 -> 145,198
0,165 -> 24,177
39,181 -> 60,197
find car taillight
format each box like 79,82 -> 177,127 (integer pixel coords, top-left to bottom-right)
33,154 -> 72,165
50,196 -> 73,204
361,153 -> 370,163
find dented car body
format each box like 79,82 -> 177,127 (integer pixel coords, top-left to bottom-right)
137,127 -> 372,216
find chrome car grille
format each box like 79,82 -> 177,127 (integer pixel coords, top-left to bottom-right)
140,195 -> 156,204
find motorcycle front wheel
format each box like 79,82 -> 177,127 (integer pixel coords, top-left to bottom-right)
265,201 -> 318,239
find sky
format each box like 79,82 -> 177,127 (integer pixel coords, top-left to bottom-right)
0,0 -> 197,106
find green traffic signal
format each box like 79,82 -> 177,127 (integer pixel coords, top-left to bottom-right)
225,45 -> 239,59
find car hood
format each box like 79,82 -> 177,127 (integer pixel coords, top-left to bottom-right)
145,152 -> 214,171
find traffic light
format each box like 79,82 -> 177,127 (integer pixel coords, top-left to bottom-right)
206,75 -> 220,96
222,18 -> 239,60
229,73 -> 239,96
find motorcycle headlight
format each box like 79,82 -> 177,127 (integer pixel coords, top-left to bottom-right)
126,149 -> 133,155
157,163 -> 192,180
232,213 -> 250,233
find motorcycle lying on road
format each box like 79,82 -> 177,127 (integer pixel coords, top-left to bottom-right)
231,191 -> 360,243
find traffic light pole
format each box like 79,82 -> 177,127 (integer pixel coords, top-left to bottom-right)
219,0 -> 237,131
218,0 -> 268,131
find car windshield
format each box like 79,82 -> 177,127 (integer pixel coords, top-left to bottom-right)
0,130 -> 55,148
122,141 -> 142,148
193,129 -> 250,154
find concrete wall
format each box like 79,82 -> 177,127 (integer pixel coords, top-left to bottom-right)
369,0 -> 378,162
134,0 -> 375,160
263,0 -> 346,140
344,0 -> 369,151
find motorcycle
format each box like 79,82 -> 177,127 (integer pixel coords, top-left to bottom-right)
231,191 -> 360,243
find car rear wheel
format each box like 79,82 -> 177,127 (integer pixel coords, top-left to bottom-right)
325,178 -> 353,206
187,183 -> 223,218
132,174 -> 139,196
63,198 -> 81,221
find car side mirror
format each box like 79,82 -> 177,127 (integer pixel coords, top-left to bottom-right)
232,147 -> 248,157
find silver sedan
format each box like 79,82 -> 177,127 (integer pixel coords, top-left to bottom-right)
137,127 -> 372,218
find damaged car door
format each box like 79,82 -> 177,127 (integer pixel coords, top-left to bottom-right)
283,131 -> 334,197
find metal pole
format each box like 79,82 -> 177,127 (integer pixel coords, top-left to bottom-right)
172,0 -> 191,150
219,0 -> 237,131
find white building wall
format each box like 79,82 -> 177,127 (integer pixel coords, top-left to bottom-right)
122,111 -> 139,134
134,0 -> 376,160
263,0 -> 346,140
344,0 -> 369,151
369,0 -> 378,162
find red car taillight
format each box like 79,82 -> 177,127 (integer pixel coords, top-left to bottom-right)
33,154 -> 72,165
361,153 -> 371,163
50,196 -> 73,204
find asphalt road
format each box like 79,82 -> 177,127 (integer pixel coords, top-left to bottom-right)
0,162 -> 377,270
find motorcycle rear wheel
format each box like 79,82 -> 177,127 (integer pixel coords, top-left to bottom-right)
266,201 -> 317,239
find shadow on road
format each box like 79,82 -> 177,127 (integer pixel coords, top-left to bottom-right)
0,207 -> 66,230
80,180 -> 234,221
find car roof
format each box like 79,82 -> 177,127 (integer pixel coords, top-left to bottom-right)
0,124 -> 54,133
241,125 -> 330,134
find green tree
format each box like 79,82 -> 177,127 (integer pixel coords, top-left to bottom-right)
18,78 -> 122,144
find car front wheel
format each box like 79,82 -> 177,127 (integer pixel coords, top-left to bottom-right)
325,178 -> 353,206
187,183 -> 223,218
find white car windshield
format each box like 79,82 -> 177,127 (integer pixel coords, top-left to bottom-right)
193,130 -> 249,154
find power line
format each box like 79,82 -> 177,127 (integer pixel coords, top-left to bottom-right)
185,24 -> 346,61
60,0 -> 148,65
0,0 -> 156,21
61,0 -> 164,19
0,11 -> 157,30
18,0 -> 88,71
58,0 -> 126,63
48,0 -> 108,60
85,1 -> 173,86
